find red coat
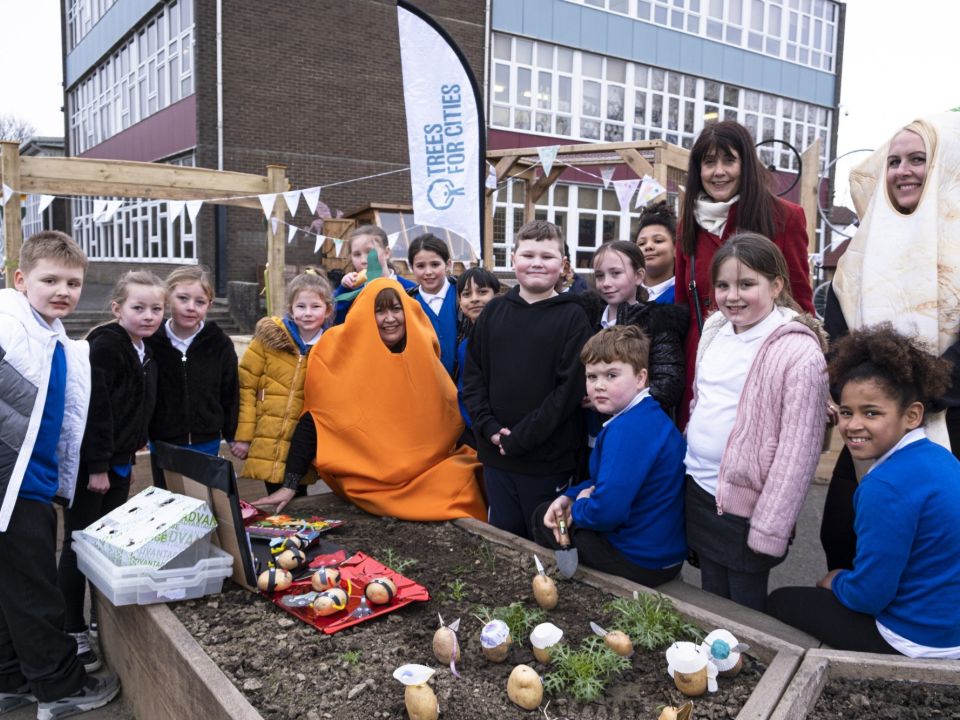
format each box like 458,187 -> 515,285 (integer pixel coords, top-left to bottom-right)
674,198 -> 814,425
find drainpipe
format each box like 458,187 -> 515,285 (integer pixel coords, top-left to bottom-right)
214,0 -> 227,296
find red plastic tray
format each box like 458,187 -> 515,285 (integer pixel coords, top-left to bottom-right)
269,551 -> 430,634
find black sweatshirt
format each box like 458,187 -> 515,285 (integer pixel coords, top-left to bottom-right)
81,322 -> 157,473
145,321 -> 239,445
462,286 -> 592,475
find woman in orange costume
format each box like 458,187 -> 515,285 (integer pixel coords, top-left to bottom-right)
255,277 -> 486,521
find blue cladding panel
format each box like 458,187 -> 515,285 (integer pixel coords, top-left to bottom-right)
65,0 -> 159,87
492,0 -> 836,106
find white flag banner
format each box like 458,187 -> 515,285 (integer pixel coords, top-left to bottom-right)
485,163 -> 498,190
282,190 -> 301,216
613,179 -> 640,210
398,2 -> 482,259
258,193 -> 277,220
302,187 -> 321,215
314,234 -> 325,254
92,199 -> 108,221
387,231 -> 401,250
600,167 -> 616,189
287,225 -> 298,244
1,183 -> 13,205
491,188 -> 499,208
333,239 -> 343,256
635,175 -> 667,208
37,194 -> 56,213
186,200 -> 203,224
167,200 -> 186,220
537,145 -> 560,176
271,217 -> 280,235
98,200 -> 124,223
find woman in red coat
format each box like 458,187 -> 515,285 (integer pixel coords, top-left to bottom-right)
674,121 -> 814,424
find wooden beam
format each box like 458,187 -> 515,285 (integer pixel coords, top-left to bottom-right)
483,190 -> 495,270
265,165 -> 287,317
799,138 -> 821,256
1,141 -> 22,282
17,156 -> 270,209
529,164 -> 565,204
486,139 -> 665,159
615,148 -> 655,178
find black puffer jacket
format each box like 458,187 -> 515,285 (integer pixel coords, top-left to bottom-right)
81,322 -> 158,473
145,321 -> 239,445
576,291 -> 688,413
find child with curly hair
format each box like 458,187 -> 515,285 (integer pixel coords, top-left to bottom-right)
768,325 -> 960,657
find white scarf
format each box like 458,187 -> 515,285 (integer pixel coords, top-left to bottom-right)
834,112 -> 960,450
694,193 -> 739,237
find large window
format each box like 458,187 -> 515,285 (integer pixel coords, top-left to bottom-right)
491,34 -> 832,170
67,0 -> 194,154
65,0 -> 119,51
566,0 -> 840,72
71,154 -> 198,263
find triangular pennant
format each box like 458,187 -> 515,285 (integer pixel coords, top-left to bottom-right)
485,163 -> 498,190
333,239 -> 343,256
302,187 -> 321,215
258,193 -> 277,220
37,194 -> 56,213
98,200 -> 123,223
314,234 -> 325,253
287,225 -> 298,244
186,200 -> 203,224
282,190 -> 301,216
168,200 -> 186,220
92,199 -> 108,221
600,167 -> 615,189
613,179 -> 640,210
491,188 -> 499,207
386,232 -> 400,249
1,183 -> 14,205
635,175 -> 667,208
537,145 -> 560,176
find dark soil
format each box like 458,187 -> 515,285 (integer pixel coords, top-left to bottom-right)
810,678 -> 960,719
173,494 -> 764,720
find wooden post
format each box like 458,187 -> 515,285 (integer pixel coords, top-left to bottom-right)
483,189 -> 495,270
1,141 -> 22,284
265,164 -> 287,316
799,138 -> 821,255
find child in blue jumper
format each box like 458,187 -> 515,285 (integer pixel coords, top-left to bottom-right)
768,324 -> 960,657
534,325 -> 687,587
455,267 -> 500,447
407,233 -> 458,377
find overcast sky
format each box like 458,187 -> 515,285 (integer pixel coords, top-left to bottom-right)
2,0 -> 958,207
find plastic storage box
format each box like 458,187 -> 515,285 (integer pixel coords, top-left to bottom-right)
73,533 -> 234,606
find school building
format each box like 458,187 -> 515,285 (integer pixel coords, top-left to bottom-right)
57,0 -> 844,290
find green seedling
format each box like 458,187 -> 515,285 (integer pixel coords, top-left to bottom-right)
603,592 -> 702,651
474,539 -> 497,573
445,578 -> 468,603
340,650 -> 361,665
473,601 -> 546,644
380,548 -> 418,575
543,636 -> 631,702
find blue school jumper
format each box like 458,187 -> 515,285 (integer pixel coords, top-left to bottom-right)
655,285 -> 675,304
413,278 -> 458,378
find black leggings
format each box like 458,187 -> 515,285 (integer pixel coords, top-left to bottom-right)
767,586 -> 897,654
531,501 -> 681,587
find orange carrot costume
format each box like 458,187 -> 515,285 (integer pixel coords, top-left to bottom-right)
302,278 -> 486,521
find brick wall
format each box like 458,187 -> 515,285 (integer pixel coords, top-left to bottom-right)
194,0 -> 486,284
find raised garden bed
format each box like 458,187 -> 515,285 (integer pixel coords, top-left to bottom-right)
770,648 -> 960,720
100,494 -> 806,719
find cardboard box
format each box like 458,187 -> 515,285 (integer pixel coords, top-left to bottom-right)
79,487 -> 218,568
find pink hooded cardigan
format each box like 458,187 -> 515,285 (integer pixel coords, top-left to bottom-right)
690,309 -> 829,557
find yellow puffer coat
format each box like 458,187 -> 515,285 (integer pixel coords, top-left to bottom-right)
236,317 -> 317,485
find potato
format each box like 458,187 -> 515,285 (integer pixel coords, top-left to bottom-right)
257,567 -> 293,593
659,701 -> 693,720
480,620 -> 513,662
531,574 -> 558,610
531,646 -> 553,664
432,626 -> 460,665
482,636 -> 511,662
604,630 -> 634,657
275,547 -> 306,571
673,666 -> 707,697
719,655 -> 743,677
312,588 -> 348,616
355,268 -> 368,285
404,683 -> 438,720
365,577 -> 397,605
507,664 -> 543,710
310,567 -> 341,591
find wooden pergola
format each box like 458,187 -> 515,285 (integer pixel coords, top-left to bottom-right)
0,140 -> 292,314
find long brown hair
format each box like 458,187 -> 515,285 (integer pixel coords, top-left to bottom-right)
679,121 -> 779,256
